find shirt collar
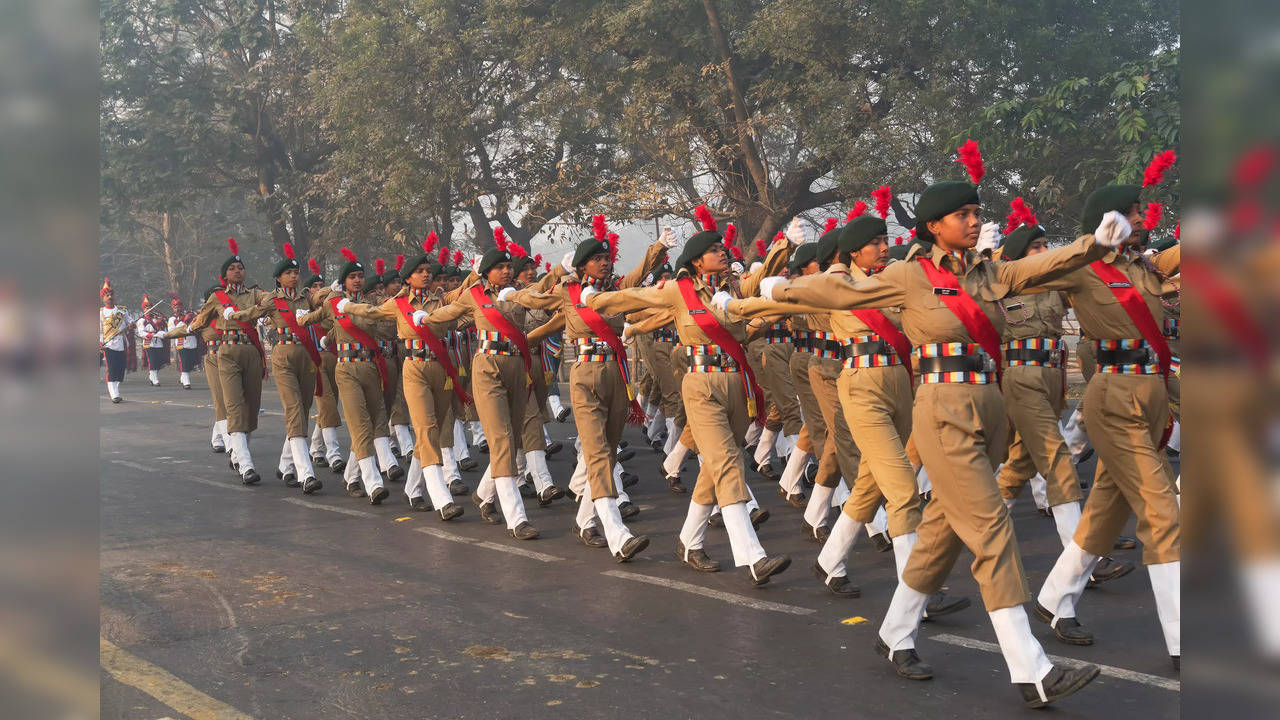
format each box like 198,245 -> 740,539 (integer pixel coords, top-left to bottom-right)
929,244 -> 969,274
697,272 -> 721,289
224,283 -> 246,294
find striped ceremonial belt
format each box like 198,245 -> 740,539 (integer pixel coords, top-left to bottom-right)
218,329 -> 256,345
914,342 -> 998,385
653,328 -> 677,343
807,331 -> 841,359
763,322 -> 791,344
273,328 -> 303,345
1096,338 -> 1162,375
335,342 -> 374,362
575,338 -> 615,363
685,344 -> 739,373
842,333 -> 902,369
1002,337 -> 1064,367
401,338 -> 437,361
791,330 -> 811,352
476,330 -> 517,356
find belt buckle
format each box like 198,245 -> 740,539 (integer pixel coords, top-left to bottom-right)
980,352 -> 996,373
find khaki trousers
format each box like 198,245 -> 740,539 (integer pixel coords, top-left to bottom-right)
387,355 -> 411,427
997,364 -> 1082,507
472,353 -> 529,477
808,357 -> 861,488
684,371 -> 751,507
314,352 -> 342,429
402,358 -> 451,466
218,343 -> 263,434
570,360 -> 630,499
651,340 -> 683,425
790,352 -> 826,456
204,350 -> 226,423
271,344 -> 317,438
837,365 -> 921,537
335,360 -> 389,461
760,342 -> 802,436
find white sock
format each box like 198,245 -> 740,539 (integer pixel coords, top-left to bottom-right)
1037,541 -> 1101,621
441,446 -> 461,483
646,413 -> 664,440
211,420 -> 224,449
754,427 -> 777,466
373,437 -> 398,472
576,487 -> 597,531
149,369 -> 159,384
831,478 -> 851,507
358,456 -> 384,495
1166,420 -> 1181,452
868,505 -> 889,536
1050,502 -> 1082,549
594,497 -> 634,554
322,427 -> 343,463
568,452 -> 589,500
424,464 -> 453,509
891,532 -> 918,582
107,381 -> 121,398
805,484 -> 835,528
744,422 -> 762,448
663,422 -> 681,455
662,441 -> 691,477
678,501 -> 714,552
278,439 -> 295,475
989,606 -> 1054,684
404,455 -> 424,499
916,467 -> 932,495
879,581 -> 929,652
1061,408 -> 1089,457
394,424 -> 414,455
310,422 -> 324,453
816,513 -> 863,579
547,393 -> 565,418
493,476 -> 528,529
180,371 -> 191,385
477,465 -> 496,504
343,451 -> 360,486
289,436 -> 315,481
471,421 -> 486,445
1239,559 -> 1280,657
544,425 -> 552,444
229,432 -> 254,471
453,420 -> 471,459
613,464 -> 631,504
526,450 -> 553,493
778,449 -> 810,495
777,433 -> 798,459
1030,473 -> 1049,511
1148,561 -> 1181,657
720,502 -> 768,568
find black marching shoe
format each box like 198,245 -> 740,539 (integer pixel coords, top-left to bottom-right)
675,542 -> 721,572
923,591 -> 971,619
650,437 -> 665,453
312,454 -> 328,468
537,485 -> 564,507
448,479 -> 469,496
408,495 -> 429,512
1033,602 -> 1094,646
617,447 -> 635,463
578,526 -> 608,548
519,481 -> 537,498
545,441 -> 563,457
614,535 -> 650,563
369,486 -> 389,505
801,462 -> 818,488
750,508 -> 770,530
302,476 -> 322,495
479,501 -> 501,525
438,502 -> 464,521
458,456 -> 478,471
621,471 -> 639,489
111,396 -> 123,404
874,639 -> 932,680
749,555 -> 791,586
241,468 -> 261,486
555,406 -> 571,422
756,461 -> 778,480
812,561 -> 860,597
384,464 -> 404,483
666,474 -> 687,494
802,519 -> 829,543
1037,507 -> 1052,518
776,486 -> 807,508
619,501 -> 640,520
183,384 -> 192,390
329,457 -> 347,474
707,513 -> 724,528
919,490 -> 932,503
478,440 -> 489,454
346,482 -> 365,499
278,470 -> 300,488
1113,535 -> 1137,550
212,444 -> 225,454
869,531 -> 893,553
510,521 -> 540,540
1087,556 -> 1135,587
1017,664 -> 1100,709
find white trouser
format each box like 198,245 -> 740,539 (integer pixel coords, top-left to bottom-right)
343,451 -> 360,486
568,452 -> 589,500
1030,473 -> 1049,510
149,369 -> 160,384
868,505 -> 889,537
805,483 -> 834,528
477,465 -> 496,503
663,421 -> 681,455
916,467 -> 933,495
321,426 -> 344,463
891,532 -> 917,582
417,463 -> 452,508
107,381 -> 121,399
744,483 -> 758,512
374,437 -> 399,473
393,424 -> 414,456
753,427 -> 778,466
526,450 -> 553,493
470,420 -> 486,446
212,419 -> 227,449
662,440 -> 692,477
646,413 -> 665,440
1061,407 -> 1089,457
1166,420 -> 1181,453
229,432 -> 254,472
576,489 -> 597,531
989,607 -> 1054,684
612,463 -> 631,504
547,393 -> 565,418
678,501 -> 716,553
778,449 -> 810,495
1037,541 -> 1102,620
831,478 -> 850,507
180,371 -> 191,386
1050,501 -> 1082,549
310,421 -> 324,454
404,455 -> 424,499
1148,561 -> 1181,656
816,513 -> 864,580
357,456 -> 383,495
879,582 -> 929,651
493,476 -> 528,529
744,422 -> 762,448
1240,559 -> 1280,657
453,420 -> 471,460
288,436 -> 315,481
279,439 -> 295,475
441,446 -> 462,484
594,497 -> 634,554
721,502 -> 768,568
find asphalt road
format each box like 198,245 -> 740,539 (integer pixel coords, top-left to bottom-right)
100,366 -> 1179,719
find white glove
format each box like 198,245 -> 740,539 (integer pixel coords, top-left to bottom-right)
561,251 -> 575,273
1094,210 -> 1132,248
411,310 -> 428,325
318,334 -> 328,350
221,306 -> 235,320
730,261 -> 745,275
330,280 -> 342,292
335,298 -> 350,313
759,276 -> 784,301
497,287 -> 515,302
473,254 -> 485,271
784,217 -> 805,245
154,331 -> 166,340
711,290 -> 732,312
976,222 -> 1001,253
658,227 -> 677,248
295,308 -> 308,320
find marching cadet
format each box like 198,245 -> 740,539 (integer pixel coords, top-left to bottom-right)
99,277 -> 133,403
304,258 -> 348,473
749,251 -> 803,480
339,232 -> 471,520
506,245 -> 561,504
299,248 -> 399,504
197,284 -> 230,452
584,206 -> 793,586
775,242 -> 822,505
1034,182 -> 1182,669
755,174 -> 1124,707
421,228 -> 541,540
136,294 -> 169,387
169,295 -> 198,389
502,216 -> 672,560
182,239 -> 270,485
221,243 -> 325,495
380,254 -> 416,458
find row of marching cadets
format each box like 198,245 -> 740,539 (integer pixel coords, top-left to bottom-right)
148,141 -> 1179,709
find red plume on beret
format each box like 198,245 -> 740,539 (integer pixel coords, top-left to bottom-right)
730,245 -> 743,261
509,243 -> 529,259
533,253 -> 543,266
908,228 -> 917,239
282,242 -> 295,260
493,226 -> 508,252
1174,220 -> 1180,239
423,230 -> 439,254
1002,197 -> 1038,235
608,232 -> 620,263
823,217 -> 839,234
340,247 -> 358,263
452,250 -> 464,266
694,204 -> 717,232
871,185 -> 893,219
227,238 -> 239,256
754,238 -> 767,258
1142,202 -> 1164,231
723,223 -> 738,246
1143,150 -> 1177,188
955,140 -> 985,184
846,201 -> 868,221
308,258 -> 321,275
545,262 -> 552,272
374,258 -> 386,276
394,254 -> 405,272
438,247 -> 450,266
773,231 -> 785,242
592,214 -> 608,242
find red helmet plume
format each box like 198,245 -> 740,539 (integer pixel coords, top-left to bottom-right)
955,140 -> 985,184
694,204 -> 717,232
823,217 -> 839,234
1142,202 -> 1164,231
394,254 -> 405,272
723,223 -> 738,246
492,226 -> 508,252
227,237 -> 239,256
1002,197 -> 1037,235
533,253 -> 543,267
340,247 -> 358,263
452,250 -> 464,266
423,230 -> 439,254
308,258 -> 321,275
509,243 -> 528,259
1143,150 -> 1177,188
374,258 -> 386,276
608,232 -> 620,263
438,247 -> 450,266
592,214 -> 608,242
754,238 -> 767,258
730,245 -> 743,261
871,185 -> 893,219
282,242 -> 295,260
846,201 -> 868,221
545,262 -> 552,272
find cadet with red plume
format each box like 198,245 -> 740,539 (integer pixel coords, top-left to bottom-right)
100,277 -> 133,403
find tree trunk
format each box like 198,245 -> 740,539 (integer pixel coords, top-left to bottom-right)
701,0 -> 772,208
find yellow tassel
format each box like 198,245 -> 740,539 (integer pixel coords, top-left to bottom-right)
458,365 -> 467,377
625,382 -> 636,401
544,371 -> 554,385
746,397 -> 757,418
445,377 -> 453,390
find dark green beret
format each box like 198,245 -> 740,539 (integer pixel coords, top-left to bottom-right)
815,227 -> 843,266
1150,236 -> 1178,253
512,255 -> 535,275
273,257 -> 301,278
656,263 -> 673,277
382,271 -> 402,285
338,259 -> 364,283
840,216 -> 888,254
400,254 -> 432,280
478,248 -> 512,276
573,237 -> 611,267
787,242 -> 819,273
305,273 -> 324,286
1081,184 -> 1140,234
913,181 -> 980,244
675,229 -> 724,270
220,253 -> 244,278
999,224 -> 1046,261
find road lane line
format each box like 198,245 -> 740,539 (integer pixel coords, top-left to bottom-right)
100,637 -> 257,720
601,570 -> 816,616
928,633 -> 1180,692
109,459 -> 253,492
412,526 -> 564,562
281,496 -> 377,518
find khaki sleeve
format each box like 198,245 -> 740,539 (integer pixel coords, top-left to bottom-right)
586,283 -> 670,316
426,290 -> 474,325
996,234 -> 1107,294
1153,245 -> 1180,278
619,241 -> 669,289
773,262 -> 906,309
341,298 -> 399,322
226,293 -> 275,323
507,284 -> 563,312
726,296 -> 830,321
443,272 -> 480,304
526,312 -> 566,344
738,238 -> 792,297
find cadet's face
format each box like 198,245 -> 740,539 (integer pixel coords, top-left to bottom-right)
344,270 -> 365,293
447,276 -> 461,290
408,265 -> 431,290
928,204 -> 982,251
487,262 -> 512,288
694,246 -> 729,274
279,268 -> 299,288
852,236 -> 890,270
1122,203 -> 1143,246
583,253 -> 612,281
308,281 -> 323,291
386,278 -> 403,294
224,262 -> 246,284
516,268 -> 535,286
1025,239 -> 1049,256
801,260 -> 820,276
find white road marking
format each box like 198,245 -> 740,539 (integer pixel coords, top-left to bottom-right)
412,525 -> 564,562
109,459 -> 253,492
281,497 -> 377,518
928,633 -> 1180,692
100,637 -> 256,720
601,570 -> 816,616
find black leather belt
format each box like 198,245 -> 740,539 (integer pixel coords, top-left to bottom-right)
842,339 -> 891,358
1004,348 -> 1052,364
1097,347 -> 1155,365
764,330 -> 791,341
479,339 -> 516,354
339,347 -> 375,361
689,354 -> 738,370
915,354 -> 993,374
403,348 -> 436,361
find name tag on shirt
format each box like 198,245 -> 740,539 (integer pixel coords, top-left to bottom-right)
1106,281 -> 1132,288
933,287 -> 959,296
1004,302 -> 1025,312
